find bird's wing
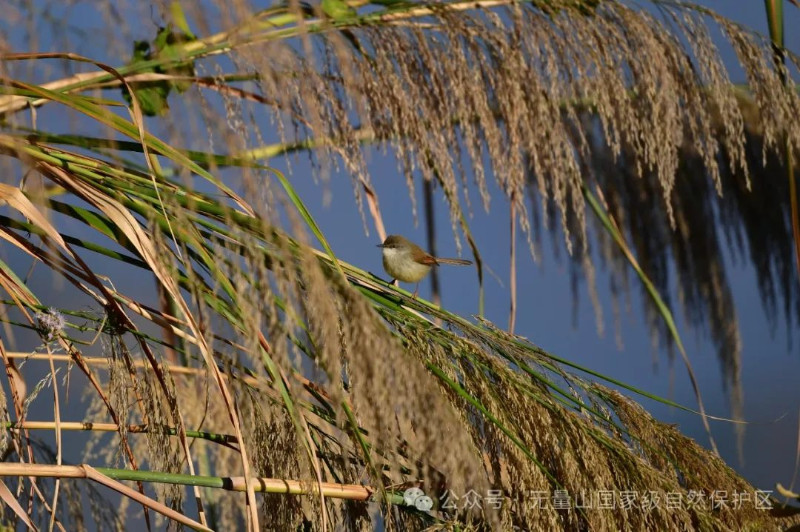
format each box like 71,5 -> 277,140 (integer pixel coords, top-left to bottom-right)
417,255 -> 439,266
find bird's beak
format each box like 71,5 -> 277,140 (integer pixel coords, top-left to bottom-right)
376,244 -> 385,248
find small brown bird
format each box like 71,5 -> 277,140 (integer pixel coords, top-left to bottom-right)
378,234 -> 472,297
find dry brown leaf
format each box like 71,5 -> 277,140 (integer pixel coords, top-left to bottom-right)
0,183 -> 72,255
0,479 -> 36,530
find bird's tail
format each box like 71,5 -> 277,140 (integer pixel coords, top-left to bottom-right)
434,257 -> 472,266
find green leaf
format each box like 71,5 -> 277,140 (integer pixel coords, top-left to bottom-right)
322,0 -> 356,21
122,25 -> 197,115
153,25 -> 196,93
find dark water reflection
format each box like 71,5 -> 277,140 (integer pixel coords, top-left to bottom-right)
527,127 -> 800,486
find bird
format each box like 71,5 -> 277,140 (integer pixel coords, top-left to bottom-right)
377,234 -> 472,298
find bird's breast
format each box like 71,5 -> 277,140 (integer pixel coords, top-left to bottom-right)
382,248 -> 431,282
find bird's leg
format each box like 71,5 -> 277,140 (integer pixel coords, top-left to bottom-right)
413,283 -> 419,298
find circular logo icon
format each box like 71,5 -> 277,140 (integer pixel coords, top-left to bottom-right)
403,487 -> 425,506
414,495 -> 434,511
